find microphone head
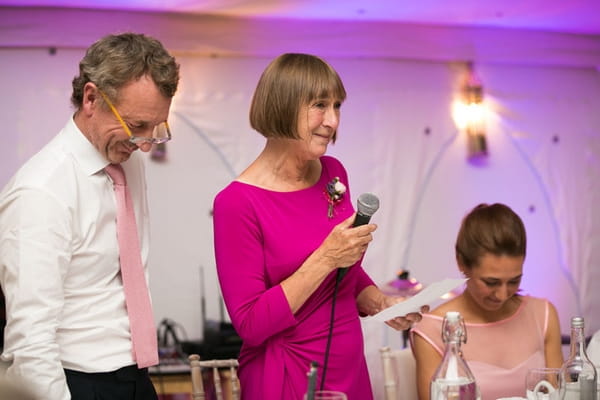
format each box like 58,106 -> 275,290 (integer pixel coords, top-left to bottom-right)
357,193 -> 380,217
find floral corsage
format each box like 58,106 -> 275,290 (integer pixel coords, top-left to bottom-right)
324,176 -> 346,218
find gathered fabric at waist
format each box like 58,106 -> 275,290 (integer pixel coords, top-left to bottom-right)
237,291 -> 369,400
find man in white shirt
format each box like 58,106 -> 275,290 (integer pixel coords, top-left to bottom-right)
0,33 -> 179,400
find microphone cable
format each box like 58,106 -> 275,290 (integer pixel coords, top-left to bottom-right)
319,193 -> 380,389
320,270 -> 344,390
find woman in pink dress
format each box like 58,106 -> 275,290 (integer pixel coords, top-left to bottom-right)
410,203 -> 564,400
213,53 -> 427,400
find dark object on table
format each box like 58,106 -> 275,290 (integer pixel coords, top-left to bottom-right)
181,320 -> 242,360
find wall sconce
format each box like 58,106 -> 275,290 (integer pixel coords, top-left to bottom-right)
453,62 -> 488,164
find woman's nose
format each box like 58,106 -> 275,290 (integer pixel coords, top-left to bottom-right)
323,107 -> 339,128
495,285 -> 511,301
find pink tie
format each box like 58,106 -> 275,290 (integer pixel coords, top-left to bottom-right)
105,164 -> 158,368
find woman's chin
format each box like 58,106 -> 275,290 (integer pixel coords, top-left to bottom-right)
483,300 -> 505,311
310,144 -> 329,158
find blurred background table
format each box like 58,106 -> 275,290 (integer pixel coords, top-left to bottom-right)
150,361 -> 192,399
150,360 -> 236,400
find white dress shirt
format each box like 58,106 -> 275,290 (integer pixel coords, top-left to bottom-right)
0,117 -> 151,400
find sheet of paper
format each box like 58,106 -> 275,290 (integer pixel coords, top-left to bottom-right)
368,278 -> 467,322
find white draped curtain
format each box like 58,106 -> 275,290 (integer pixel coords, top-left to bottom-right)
1,9 -> 599,399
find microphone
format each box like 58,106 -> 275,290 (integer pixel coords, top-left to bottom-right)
337,193 -> 380,282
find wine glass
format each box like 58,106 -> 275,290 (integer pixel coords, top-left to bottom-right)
526,367 -> 561,400
304,390 -> 348,400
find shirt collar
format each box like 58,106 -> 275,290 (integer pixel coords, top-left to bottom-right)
62,115 -> 112,176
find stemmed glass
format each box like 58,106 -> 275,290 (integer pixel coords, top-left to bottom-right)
304,390 -> 348,400
526,367 -> 561,400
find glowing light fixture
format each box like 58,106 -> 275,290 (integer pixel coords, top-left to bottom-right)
453,62 -> 488,163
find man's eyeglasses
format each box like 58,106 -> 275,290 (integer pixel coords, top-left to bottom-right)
97,88 -> 171,145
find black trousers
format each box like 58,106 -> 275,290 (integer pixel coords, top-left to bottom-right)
64,365 -> 158,400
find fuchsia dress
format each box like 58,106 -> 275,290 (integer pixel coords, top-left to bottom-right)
213,155 -> 375,400
411,296 -> 550,400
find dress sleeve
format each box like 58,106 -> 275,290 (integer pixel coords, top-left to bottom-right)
213,186 -> 297,347
323,156 -> 376,299
410,314 -> 445,356
353,267 -> 375,297
0,187 -> 72,400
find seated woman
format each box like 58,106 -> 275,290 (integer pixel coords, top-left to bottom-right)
410,203 -> 563,400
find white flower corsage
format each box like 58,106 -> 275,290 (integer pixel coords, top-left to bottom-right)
324,177 -> 346,218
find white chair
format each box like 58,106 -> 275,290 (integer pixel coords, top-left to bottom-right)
189,354 -> 240,400
380,346 -> 418,400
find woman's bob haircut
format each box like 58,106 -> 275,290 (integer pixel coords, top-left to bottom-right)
249,53 -> 346,141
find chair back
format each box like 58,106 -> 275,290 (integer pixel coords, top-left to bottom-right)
189,354 -> 240,400
380,346 -> 418,400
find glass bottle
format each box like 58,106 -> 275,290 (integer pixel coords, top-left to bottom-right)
559,316 -> 597,400
430,311 -> 480,400
305,361 -> 319,400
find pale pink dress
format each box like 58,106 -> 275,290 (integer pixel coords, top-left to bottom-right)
411,296 -> 550,400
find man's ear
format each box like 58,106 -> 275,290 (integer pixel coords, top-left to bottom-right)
81,82 -> 99,116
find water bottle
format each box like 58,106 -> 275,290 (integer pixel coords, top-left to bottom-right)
430,311 -> 480,400
305,360 -> 319,400
559,316 -> 597,400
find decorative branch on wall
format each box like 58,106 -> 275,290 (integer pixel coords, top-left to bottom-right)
398,130 -> 459,289
503,130 -> 581,316
173,111 -> 237,179
171,111 -> 238,218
